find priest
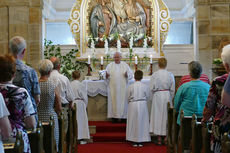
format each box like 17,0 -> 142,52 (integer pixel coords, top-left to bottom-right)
106,52 -> 133,121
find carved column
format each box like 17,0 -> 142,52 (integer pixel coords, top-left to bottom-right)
195,0 -> 230,78
0,0 -> 43,69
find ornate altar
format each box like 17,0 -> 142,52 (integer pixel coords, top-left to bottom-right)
68,0 -> 172,58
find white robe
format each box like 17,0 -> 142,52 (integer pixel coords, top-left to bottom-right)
70,80 -> 90,140
106,61 -> 133,118
149,69 -> 175,135
126,81 -> 151,142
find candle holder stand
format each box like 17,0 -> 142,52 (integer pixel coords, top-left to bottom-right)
135,64 -> 138,72
100,64 -> 103,70
86,64 -> 92,76
149,63 -> 153,75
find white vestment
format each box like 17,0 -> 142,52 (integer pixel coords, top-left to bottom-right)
149,69 -> 175,135
126,81 -> 151,142
106,61 -> 133,118
70,80 -> 90,140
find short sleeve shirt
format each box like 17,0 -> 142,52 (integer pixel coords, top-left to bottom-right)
0,93 -> 10,153
13,59 -> 40,112
0,84 -> 35,130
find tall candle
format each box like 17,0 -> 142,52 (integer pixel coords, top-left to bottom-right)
150,55 -> 153,64
135,56 -> 138,64
101,56 -> 103,65
88,55 -> 90,64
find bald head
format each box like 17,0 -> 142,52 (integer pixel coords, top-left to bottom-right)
50,57 -> 60,70
113,52 -> 122,64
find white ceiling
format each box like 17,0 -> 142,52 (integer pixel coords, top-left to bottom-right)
43,0 -> 194,21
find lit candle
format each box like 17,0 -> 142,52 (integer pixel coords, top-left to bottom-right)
88,55 -> 90,64
150,55 -> 153,64
135,56 -> 138,64
101,56 -> 103,65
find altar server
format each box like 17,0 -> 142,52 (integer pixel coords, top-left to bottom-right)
106,52 -> 133,120
126,70 -> 151,147
70,70 -> 90,144
149,57 -> 175,145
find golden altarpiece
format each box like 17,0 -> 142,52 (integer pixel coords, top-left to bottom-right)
68,0 -> 171,58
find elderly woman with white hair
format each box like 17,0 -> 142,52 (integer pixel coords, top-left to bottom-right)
38,59 -> 62,151
202,44 -> 230,153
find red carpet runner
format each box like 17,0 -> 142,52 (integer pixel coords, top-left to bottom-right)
84,121 -> 166,153
78,142 -> 166,153
89,121 -> 126,142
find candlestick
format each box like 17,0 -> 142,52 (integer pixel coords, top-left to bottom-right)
101,56 -> 103,65
150,55 -> 152,64
149,63 -> 153,75
101,65 -> 103,70
86,64 -> 92,76
135,56 -> 138,64
88,55 -> 90,64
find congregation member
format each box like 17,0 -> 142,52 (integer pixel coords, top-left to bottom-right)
49,57 -> 75,133
202,44 -> 230,153
149,57 -> 175,145
0,54 -> 36,153
178,62 -> 210,88
174,61 -> 210,125
38,59 -> 62,150
126,70 -> 151,147
9,36 -> 41,122
105,52 -> 133,121
70,70 -> 90,145
0,93 -> 11,153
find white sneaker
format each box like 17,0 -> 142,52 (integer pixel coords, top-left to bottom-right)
80,141 -> 87,145
132,144 -> 138,147
138,144 -> 143,147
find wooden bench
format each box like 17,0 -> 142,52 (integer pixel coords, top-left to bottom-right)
58,111 -> 66,153
27,121 -> 44,153
201,122 -> 212,153
67,108 -> 73,153
167,102 -> 174,153
191,114 -> 203,153
42,116 -> 57,153
172,108 -> 179,153
178,110 -> 202,153
72,103 -> 78,153
222,132 -> 230,153
4,131 -> 24,153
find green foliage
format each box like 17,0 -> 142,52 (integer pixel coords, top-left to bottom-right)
44,39 -> 87,79
213,58 -> 223,65
129,48 -> 133,65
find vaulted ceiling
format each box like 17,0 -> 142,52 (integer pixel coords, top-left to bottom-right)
43,0 -> 194,21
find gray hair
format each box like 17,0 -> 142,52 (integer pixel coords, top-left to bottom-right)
188,61 -> 202,79
9,36 -> 27,55
113,52 -> 122,58
38,59 -> 53,76
221,44 -> 230,65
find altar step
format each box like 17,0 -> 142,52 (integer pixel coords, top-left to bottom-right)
89,121 -> 126,142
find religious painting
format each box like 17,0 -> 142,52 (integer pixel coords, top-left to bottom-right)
89,0 -> 152,48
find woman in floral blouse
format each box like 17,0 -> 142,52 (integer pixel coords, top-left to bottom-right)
0,54 -> 36,153
202,44 -> 230,153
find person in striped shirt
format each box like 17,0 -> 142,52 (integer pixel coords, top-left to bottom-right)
178,61 -> 210,88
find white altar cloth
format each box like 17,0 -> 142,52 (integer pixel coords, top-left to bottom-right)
83,78 -> 151,97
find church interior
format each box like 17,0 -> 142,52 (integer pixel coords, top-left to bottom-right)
1,0 -> 230,153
